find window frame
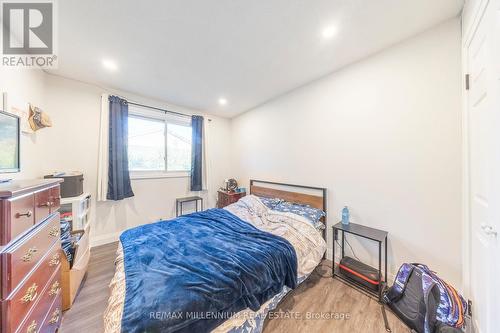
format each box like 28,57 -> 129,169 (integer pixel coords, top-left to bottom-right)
128,106 -> 192,179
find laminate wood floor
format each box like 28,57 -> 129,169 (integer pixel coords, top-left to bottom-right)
60,242 -> 409,333
60,242 -> 118,333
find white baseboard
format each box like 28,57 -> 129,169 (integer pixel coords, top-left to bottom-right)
91,231 -> 122,248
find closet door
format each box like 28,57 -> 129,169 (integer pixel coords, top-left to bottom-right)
464,1 -> 500,332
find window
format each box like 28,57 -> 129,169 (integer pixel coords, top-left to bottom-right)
166,122 -> 192,171
128,109 -> 192,176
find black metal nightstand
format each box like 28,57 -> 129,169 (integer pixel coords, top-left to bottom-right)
176,196 -> 203,217
332,222 -> 388,302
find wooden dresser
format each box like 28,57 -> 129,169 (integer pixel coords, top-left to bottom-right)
0,179 -> 63,333
217,190 -> 246,208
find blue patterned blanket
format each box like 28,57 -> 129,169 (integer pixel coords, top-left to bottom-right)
119,209 -> 298,333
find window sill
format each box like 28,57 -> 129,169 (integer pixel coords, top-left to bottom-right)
130,171 -> 190,180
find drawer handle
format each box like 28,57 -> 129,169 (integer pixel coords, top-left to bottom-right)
16,210 -> 33,218
48,308 -> 61,324
48,280 -> 60,296
39,201 -> 53,208
21,247 -> 38,262
20,283 -> 38,303
26,320 -> 37,333
49,226 -> 60,237
49,253 -> 61,267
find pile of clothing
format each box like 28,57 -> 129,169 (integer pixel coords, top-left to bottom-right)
60,220 -> 83,268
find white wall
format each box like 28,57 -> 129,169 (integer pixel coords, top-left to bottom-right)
43,74 -> 232,246
1,18 -> 463,286
230,19 -> 463,286
0,69 -> 232,247
0,67 -> 47,179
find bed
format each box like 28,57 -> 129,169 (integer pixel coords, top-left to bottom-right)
103,180 -> 327,333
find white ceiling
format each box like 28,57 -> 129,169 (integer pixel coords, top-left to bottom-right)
51,0 -> 464,117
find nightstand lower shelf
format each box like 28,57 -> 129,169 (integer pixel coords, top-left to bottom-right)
332,265 -> 384,301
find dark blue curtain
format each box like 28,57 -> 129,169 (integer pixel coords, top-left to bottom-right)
190,115 -> 204,191
107,96 -> 134,201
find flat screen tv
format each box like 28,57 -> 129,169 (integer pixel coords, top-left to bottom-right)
0,110 -> 20,173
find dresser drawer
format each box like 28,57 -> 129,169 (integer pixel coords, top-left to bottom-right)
34,186 -> 60,225
0,194 -> 35,245
15,268 -> 61,333
49,186 -> 61,214
217,193 -> 228,208
217,191 -> 246,208
39,289 -> 62,333
16,316 -> 41,333
1,213 -> 60,298
1,242 -> 61,333
34,189 -> 51,226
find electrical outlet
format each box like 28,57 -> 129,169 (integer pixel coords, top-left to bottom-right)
467,299 -> 472,317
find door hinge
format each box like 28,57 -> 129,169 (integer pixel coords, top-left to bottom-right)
465,74 -> 470,90
468,299 -> 473,317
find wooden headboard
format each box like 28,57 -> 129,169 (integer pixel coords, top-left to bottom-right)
249,180 -> 327,238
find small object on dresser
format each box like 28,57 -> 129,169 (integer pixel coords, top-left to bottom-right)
45,171 -> 84,198
224,178 -> 238,192
217,190 -> 246,208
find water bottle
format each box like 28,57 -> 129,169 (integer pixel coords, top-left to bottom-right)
342,206 -> 350,225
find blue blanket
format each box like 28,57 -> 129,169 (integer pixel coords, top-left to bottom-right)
120,209 -> 298,333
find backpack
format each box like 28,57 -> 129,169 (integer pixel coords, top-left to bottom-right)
383,263 -> 467,333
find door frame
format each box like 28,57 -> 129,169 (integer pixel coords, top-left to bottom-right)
461,0 -> 490,299
461,0 -> 495,324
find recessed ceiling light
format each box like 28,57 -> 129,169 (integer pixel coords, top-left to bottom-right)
322,25 -> 337,39
102,58 -> 118,71
218,98 -> 227,106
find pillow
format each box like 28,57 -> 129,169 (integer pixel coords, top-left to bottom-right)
273,201 -> 326,230
258,197 -> 283,210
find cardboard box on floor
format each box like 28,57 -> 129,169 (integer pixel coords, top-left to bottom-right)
61,224 -> 90,311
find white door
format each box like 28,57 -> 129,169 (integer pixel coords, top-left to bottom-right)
466,1 -> 500,332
